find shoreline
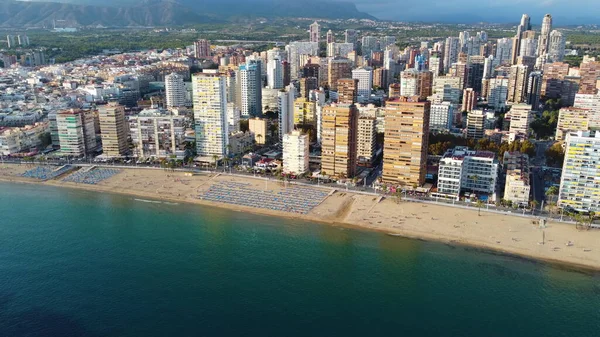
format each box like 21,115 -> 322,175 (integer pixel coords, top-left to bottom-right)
2,164 -> 600,273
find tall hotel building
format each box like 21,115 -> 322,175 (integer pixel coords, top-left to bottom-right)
382,96 -> 430,187
99,103 -> 128,157
321,104 -> 358,178
192,71 -> 229,158
558,131 -> 600,212
165,73 -> 186,108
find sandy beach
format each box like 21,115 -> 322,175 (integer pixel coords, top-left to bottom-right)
2,163 -> 600,271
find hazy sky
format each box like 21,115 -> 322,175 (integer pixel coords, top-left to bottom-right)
348,0 -> 599,24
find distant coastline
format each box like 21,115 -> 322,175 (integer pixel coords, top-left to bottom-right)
2,163 -> 600,272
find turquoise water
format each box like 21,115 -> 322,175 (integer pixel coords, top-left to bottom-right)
0,182 -> 599,337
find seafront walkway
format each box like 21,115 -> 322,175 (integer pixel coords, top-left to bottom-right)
7,162 -> 582,226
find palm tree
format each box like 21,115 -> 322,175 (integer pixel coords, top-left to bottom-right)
393,190 -> 403,204
256,134 -> 263,145
530,200 -> 539,215
476,200 -> 485,216
212,154 -> 219,169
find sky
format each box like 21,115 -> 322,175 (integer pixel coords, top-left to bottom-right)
347,0 -> 600,24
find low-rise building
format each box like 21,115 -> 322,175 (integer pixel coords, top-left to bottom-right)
430,102 -> 455,132
0,122 -> 48,155
228,131 -> 254,155
248,117 -> 268,145
435,147 -> 499,201
503,152 -> 531,205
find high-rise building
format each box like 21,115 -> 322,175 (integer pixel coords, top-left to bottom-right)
278,85 -> 295,146
488,77 -> 509,111
430,102 -> 455,132
555,107 -> 590,141
344,29 -> 358,47
283,130 -> 309,175
467,110 -> 486,139
286,41 -> 319,80
450,62 -> 469,90
373,68 -> 389,90
541,62 -> 570,97
548,30 -> 566,62
574,93 -> 600,128
507,64 -> 529,103
351,67 -> 373,97
444,37 -> 460,73
537,14 -> 553,57
526,71 -> 542,111
267,58 -> 283,89
99,103 -> 128,158
558,131 -> 600,212
327,42 -> 354,58
321,104 -> 358,178
463,88 -> 477,112
299,77 -> 318,99
164,73 -> 186,108
6,35 -> 15,48
361,36 -> 380,59
192,71 -> 228,157
227,103 -> 241,133
430,54 -> 442,77
496,38 -> 513,66
57,109 -> 97,157
357,116 -> 377,167
382,96 -> 430,187
194,39 -> 210,59
400,69 -> 433,100
389,83 -> 401,99
293,98 -> 317,127
519,37 -> 538,58
239,60 -> 262,117
328,57 -> 352,90
467,56 -> 485,93
508,104 -> 534,137
337,78 -> 358,105
129,110 -> 186,158
309,22 -> 320,43
579,61 -> 600,95
326,30 -> 334,44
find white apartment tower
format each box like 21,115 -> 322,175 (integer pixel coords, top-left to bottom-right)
192,71 -> 229,158
239,60 -> 262,117
267,58 -> 283,89
310,22 -> 320,43
283,130 -> 310,175
352,67 -> 374,97
165,73 -> 186,108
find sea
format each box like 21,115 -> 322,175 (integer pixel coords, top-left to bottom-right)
0,182 -> 599,337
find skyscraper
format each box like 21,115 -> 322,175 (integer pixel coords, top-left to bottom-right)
309,22 -> 320,43
507,64 -> 529,103
321,104 -> 358,178
328,57 -> 352,91
351,67 -> 374,97
579,61 -> 600,95
283,131 -> 310,175
99,103 -> 128,158
357,116 -> 377,167
165,73 -> 186,108
444,37 -> 460,73
267,58 -> 283,89
194,39 -> 210,59
344,29 -> 357,47
488,77 -> 509,111
558,131 -> 600,212
537,14 -> 553,56
526,71 -> 543,111
548,30 -> 566,63
278,85 -> 295,146
361,36 -> 379,59
337,78 -> 358,105
192,71 -> 228,158
382,96 -> 430,187
463,88 -> 477,112
495,38 -> 513,66
57,109 -> 97,157
326,30 -> 334,44
239,60 -> 262,117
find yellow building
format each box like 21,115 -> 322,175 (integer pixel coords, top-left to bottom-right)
382,96 -> 430,187
321,104 -> 358,178
556,107 -> 590,141
293,98 -> 317,127
248,117 -> 268,145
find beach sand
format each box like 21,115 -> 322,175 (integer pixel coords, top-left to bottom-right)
2,163 -> 599,271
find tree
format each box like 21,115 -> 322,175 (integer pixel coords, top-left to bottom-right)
520,140 -> 535,157
546,186 -> 559,202
212,155 -> 219,169
476,200 -> 485,216
38,132 -> 52,148
546,143 -> 565,167
393,190 -> 403,204
530,200 -> 539,214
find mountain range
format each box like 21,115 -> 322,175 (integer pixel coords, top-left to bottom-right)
0,0 -> 375,27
